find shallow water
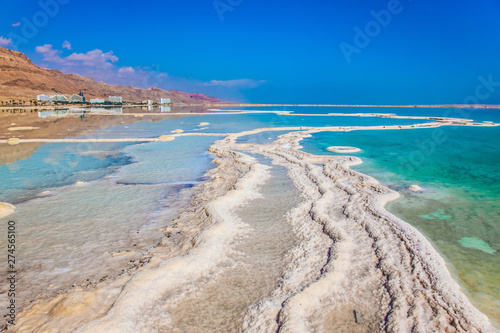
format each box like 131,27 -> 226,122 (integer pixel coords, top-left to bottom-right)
82,109 -> 433,139
233,105 -> 500,122
0,142 -> 134,203
236,130 -> 291,144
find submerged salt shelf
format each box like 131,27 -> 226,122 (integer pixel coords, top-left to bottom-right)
0,108 -> 498,332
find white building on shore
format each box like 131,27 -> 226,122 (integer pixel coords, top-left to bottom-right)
90,98 -> 105,104
37,94 -> 52,102
51,95 -> 69,102
70,94 -> 84,103
160,98 -> 171,104
108,96 -> 123,103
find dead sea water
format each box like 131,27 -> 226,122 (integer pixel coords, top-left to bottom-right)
0,106 -> 498,330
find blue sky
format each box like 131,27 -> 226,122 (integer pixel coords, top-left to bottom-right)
1,0 -> 500,104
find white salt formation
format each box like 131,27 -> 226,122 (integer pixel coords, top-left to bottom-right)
158,135 -> 175,142
6,138 -> 20,145
408,184 -> 423,192
327,146 -> 361,153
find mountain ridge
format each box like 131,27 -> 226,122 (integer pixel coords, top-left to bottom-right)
0,47 -> 219,104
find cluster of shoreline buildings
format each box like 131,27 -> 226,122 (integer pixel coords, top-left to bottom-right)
36,92 -> 171,105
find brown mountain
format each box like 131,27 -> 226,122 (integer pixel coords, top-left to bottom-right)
0,47 -> 219,104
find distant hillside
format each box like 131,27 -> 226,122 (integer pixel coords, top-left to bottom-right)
0,47 -> 219,104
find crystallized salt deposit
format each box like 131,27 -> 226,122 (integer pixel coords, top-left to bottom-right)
158,135 -> 175,142
408,184 -> 422,192
327,146 -> 361,153
7,138 -> 20,145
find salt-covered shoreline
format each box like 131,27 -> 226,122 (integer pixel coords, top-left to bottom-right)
5,122 -> 499,332
218,128 -> 496,332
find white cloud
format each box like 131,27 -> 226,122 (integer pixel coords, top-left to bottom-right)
62,40 -> 72,50
36,44 -> 118,69
35,44 -> 64,63
205,79 -> 266,88
12,22 -> 21,27
66,49 -> 118,68
0,36 -> 13,46
118,66 -> 135,73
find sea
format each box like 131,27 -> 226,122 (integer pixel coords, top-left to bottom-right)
0,106 -> 498,328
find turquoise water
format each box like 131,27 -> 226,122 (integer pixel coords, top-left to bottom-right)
115,137 -> 215,185
0,142 -> 134,203
235,106 -> 500,122
236,131 -> 291,144
300,125 -> 500,325
0,137 -> 216,203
